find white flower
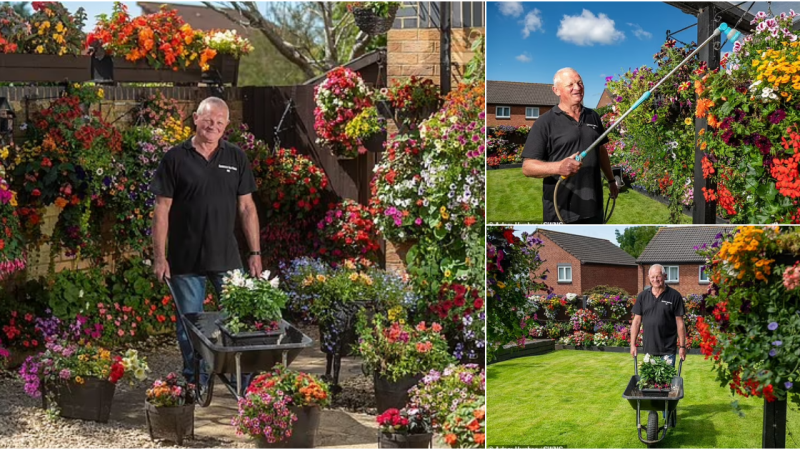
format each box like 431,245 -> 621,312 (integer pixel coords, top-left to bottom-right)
643,353 -> 651,363
96,168 -> 104,176
244,279 -> 255,290
134,367 -> 147,381
269,277 -> 279,289
227,269 -> 247,288
79,289 -> 84,298
665,356 -> 673,365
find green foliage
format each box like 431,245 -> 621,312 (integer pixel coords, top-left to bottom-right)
463,32 -> 485,85
47,268 -> 107,320
615,226 -> 660,258
637,354 -> 678,389
582,285 -> 631,297
219,270 -> 288,334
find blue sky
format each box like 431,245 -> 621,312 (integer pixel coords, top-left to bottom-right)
487,1 -> 744,107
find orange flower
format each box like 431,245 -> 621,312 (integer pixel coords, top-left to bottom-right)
54,197 -> 69,209
473,409 -> 485,420
474,434 -> 485,445
696,98 -> 715,119
467,419 -> 481,432
708,115 -> 720,129
444,434 -> 457,446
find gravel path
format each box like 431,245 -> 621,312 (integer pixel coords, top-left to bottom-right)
0,325 -> 391,448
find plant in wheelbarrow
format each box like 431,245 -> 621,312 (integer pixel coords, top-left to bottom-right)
376,404 -> 434,448
637,353 -> 678,394
355,309 -> 455,413
19,337 -> 149,422
232,364 -> 330,448
217,269 -> 289,347
144,372 -> 195,445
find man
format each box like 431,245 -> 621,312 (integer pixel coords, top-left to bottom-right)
630,264 -> 687,364
521,67 -> 618,224
151,96 -> 262,383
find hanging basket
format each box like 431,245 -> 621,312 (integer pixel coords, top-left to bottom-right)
352,5 -> 399,35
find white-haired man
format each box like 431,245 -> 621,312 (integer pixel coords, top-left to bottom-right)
521,67 -> 618,223
150,96 -> 261,383
631,264 -> 687,363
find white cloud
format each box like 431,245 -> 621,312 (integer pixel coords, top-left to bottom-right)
516,53 -> 532,63
557,9 -> 625,46
628,23 -> 652,40
498,1 -> 524,17
522,9 -> 544,38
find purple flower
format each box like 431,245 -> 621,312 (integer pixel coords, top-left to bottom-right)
773,340 -> 783,346
769,109 -> 787,125
769,322 -> 779,331
616,96 -> 623,102
770,349 -> 777,357
786,382 -> 793,390
651,114 -> 658,123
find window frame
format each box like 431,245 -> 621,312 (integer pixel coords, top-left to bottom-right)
698,265 -> 709,284
525,106 -> 540,119
496,105 -> 511,119
558,264 -> 573,283
664,265 -> 680,284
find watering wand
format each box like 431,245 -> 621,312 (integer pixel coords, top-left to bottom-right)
553,23 -> 741,224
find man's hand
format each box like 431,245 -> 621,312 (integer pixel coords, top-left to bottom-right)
248,254 -> 262,278
679,347 -> 687,361
557,153 -> 582,177
609,180 -> 619,199
630,344 -> 638,358
153,258 -> 170,282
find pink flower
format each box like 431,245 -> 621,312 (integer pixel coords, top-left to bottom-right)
117,329 -> 125,337
784,262 -> 800,290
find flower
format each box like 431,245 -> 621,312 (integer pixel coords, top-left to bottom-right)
769,322 -> 779,331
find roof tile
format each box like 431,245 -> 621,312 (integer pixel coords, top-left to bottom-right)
538,229 -> 637,266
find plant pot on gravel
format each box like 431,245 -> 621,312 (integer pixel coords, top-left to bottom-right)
255,405 -> 322,448
217,269 -> 289,347
43,377 -> 117,423
377,407 -> 434,448
379,432 -> 433,449
144,373 -> 196,445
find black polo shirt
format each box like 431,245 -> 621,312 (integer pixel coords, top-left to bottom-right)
632,285 -> 685,356
150,138 -> 257,275
521,105 -> 608,223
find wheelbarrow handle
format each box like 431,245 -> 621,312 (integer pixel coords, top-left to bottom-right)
678,357 -> 683,378
634,354 -> 638,377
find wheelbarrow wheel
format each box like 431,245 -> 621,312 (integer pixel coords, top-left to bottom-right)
197,375 -> 214,407
646,410 -> 659,445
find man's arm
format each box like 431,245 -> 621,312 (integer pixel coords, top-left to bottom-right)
152,195 -> 172,282
597,144 -> 619,199
237,193 -> 262,277
522,155 -> 582,178
630,314 -> 642,357
676,316 -> 687,361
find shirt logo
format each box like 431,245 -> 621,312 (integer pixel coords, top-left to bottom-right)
219,164 -> 237,173
585,123 -> 598,129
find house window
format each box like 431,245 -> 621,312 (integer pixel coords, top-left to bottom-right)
496,106 -> 510,119
526,107 -> 540,119
663,266 -> 679,283
699,266 -> 709,284
558,264 -> 572,283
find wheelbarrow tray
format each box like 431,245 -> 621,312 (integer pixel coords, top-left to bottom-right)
622,375 -> 684,411
183,312 -> 313,374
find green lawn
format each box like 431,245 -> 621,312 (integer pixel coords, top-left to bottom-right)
488,351 -> 800,448
487,168 -> 691,224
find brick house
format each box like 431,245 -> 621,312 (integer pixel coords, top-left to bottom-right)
487,80 -> 558,127
596,88 -> 613,109
637,226 -> 736,295
535,229 -> 638,296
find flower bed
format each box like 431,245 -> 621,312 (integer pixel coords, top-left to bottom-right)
487,125 -> 527,168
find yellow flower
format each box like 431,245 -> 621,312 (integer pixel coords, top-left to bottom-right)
441,210 -> 450,220
349,272 -> 359,282
316,274 -> 327,283
75,376 -> 84,384
360,273 -> 373,285
0,147 -> 8,160
496,281 -> 506,289
684,117 -> 692,126
399,319 -> 405,325
388,306 -> 404,321
98,88 -> 104,99
73,83 -> 80,89
35,45 -> 44,54
9,193 -> 16,207
78,354 -> 89,362
444,269 -> 452,278
55,22 -> 64,33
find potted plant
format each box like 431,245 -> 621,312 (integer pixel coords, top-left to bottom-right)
356,310 -> 455,413
145,372 -> 195,445
377,405 -> 433,448
347,2 -> 401,35
440,397 -> 485,448
313,66 -> 372,159
409,365 -> 485,437
637,353 -> 678,396
233,364 -> 330,448
19,338 -> 149,422
344,106 -> 386,153
217,269 -> 288,347
377,76 -> 441,132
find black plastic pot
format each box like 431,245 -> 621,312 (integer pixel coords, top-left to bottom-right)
361,130 -> 386,153
378,432 -> 433,448
42,377 -> 116,422
640,386 -> 673,397
216,319 -> 286,347
374,372 -> 423,414
255,405 -> 321,448
352,5 -> 399,35
145,402 -> 195,445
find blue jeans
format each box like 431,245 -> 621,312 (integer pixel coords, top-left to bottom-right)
171,272 -> 226,384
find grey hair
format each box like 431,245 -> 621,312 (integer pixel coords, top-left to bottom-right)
649,264 -> 666,276
553,67 -> 578,88
196,97 -> 229,119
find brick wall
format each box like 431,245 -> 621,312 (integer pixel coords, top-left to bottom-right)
536,232 -> 581,296
487,104 -> 552,127
3,86 -> 242,278
639,263 -> 710,296
582,264 -> 638,295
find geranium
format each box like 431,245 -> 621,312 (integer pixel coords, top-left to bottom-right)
316,199 -> 380,265
377,406 -> 431,435
219,269 -> 286,334
146,372 -> 195,407
355,310 -> 455,382
570,309 -> 599,332
409,364 -> 484,433
0,160 -> 25,279
0,5 -> 27,53
313,66 -> 372,158
441,397 -> 485,448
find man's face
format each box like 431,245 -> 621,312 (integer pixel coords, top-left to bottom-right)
649,270 -> 665,289
193,106 -> 229,143
554,71 -> 584,106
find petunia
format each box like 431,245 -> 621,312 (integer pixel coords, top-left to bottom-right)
773,340 -> 783,346
769,322 -> 779,331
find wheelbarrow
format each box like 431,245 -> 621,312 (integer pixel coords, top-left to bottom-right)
166,278 -> 314,407
622,355 -> 684,447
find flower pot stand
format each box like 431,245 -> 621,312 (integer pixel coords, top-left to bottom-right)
254,405 -> 321,448
42,377 -> 116,423
373,372 -> 423,414
379,432 -> 433,448
145,402 -> 195,445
